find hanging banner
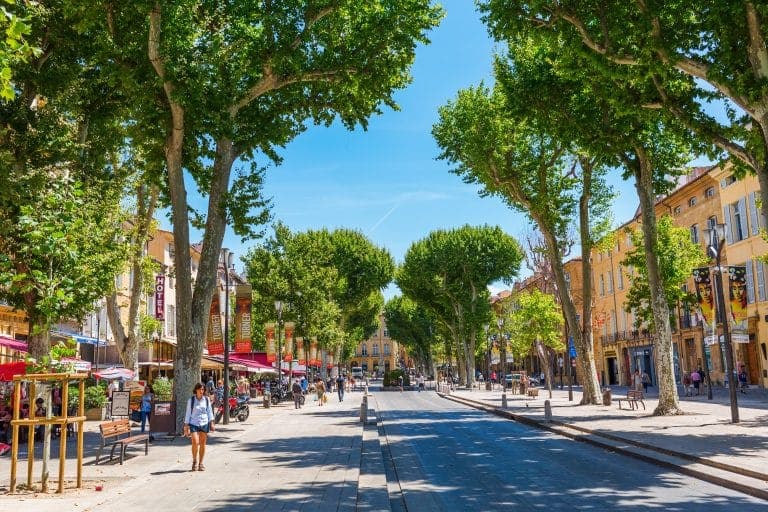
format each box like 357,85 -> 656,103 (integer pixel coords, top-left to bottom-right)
728,265 -> 748,332
265,323 -> 276,362
490,343 -> 500,365
309,337 -> 318,367
206,294 -> 223,355
296,337 -> 305,365
283,322 -> 295,362
234,284 -> 253,353
692,267 -> 715,327
154,275 -> 165,320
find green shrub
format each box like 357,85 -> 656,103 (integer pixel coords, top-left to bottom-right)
152,377 -> 173,400
83,385 -> 107,409
67,386 -> 80,411
384,370 -> 409,387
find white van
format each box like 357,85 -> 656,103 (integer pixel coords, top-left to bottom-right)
351,366 -> 364,379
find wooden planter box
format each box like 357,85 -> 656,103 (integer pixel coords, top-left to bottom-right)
85,407 -> 105,421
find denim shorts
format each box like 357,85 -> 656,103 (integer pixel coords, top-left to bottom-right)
189,423 -> 210,434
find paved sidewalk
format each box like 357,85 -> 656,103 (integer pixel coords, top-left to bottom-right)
0,390 -> 381,511
441,383 -> 768,499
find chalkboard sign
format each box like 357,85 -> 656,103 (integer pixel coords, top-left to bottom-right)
111,391 -> 131,417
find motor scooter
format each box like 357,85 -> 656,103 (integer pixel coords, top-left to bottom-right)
215,395 -> 250,423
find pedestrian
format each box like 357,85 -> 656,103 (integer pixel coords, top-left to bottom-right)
292,379 -> 303,409
682,372 -> 692,397
697,366 -> 707,392
316,378 -> 326,406
214,379 -> 224,406
417,374 -> 425,391
738,365 -> 748,393
631,369 -> 642,391
300,376 -> 308,394
398,374 -> 404,392
336,374 -> 345,402
183,383 -> 215,472
205,376 -> 215,397
140,385 -> 153,434
641,371 -> 651,393
691,369 -> 701,395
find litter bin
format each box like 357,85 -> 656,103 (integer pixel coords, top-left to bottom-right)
602,388 -> 612,406
485,382 -> 492,391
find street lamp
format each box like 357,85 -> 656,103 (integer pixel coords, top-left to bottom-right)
220,248 -> 235,424
704,223 -> 739,423
498,318 -> 507,407
274,300 -> 283,386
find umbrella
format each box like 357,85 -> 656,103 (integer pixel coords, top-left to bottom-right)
93,367 -> 135,381
0,361 -> 26,381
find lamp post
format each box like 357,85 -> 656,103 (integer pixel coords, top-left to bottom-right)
498,318 -> 507,407
704,224 -> 739,423
275,300 -> 283,386
220,249 -> 235,424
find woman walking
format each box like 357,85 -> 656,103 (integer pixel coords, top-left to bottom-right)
140,385 -> 153,434
316,378 -> 326,406
184,383 -> 215,471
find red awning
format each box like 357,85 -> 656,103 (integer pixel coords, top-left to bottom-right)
0,361 -> 26,381
0,336 -> 28,352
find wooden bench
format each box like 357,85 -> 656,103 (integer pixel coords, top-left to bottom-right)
526,387 -> 539,398
96,419 -> 149,465
616,390 -> 645,410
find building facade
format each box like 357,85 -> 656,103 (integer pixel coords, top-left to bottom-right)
349,315 -> 402,377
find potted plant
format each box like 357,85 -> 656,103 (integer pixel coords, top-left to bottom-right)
83,385 -> 107,421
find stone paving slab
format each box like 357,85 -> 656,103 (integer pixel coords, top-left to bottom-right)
0,390 -> 378,512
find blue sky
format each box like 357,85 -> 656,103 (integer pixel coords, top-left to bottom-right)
181,1 -> 642,297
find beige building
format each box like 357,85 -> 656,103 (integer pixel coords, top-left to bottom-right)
350,315 -> 402,377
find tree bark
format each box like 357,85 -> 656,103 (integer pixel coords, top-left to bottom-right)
632,148 -> 682,416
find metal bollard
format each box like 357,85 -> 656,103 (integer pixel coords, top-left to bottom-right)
263,392 -> 271,408
360,395 -> 368,423
544,399 -> 552,422
501,391 -> 508,408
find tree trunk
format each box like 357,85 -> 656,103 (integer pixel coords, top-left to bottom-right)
26,314 -> 50,361
633,149 -> 682,415
538,219 -> 601,405
107,183 -> 158,376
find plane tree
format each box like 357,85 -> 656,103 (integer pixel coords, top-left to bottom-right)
397,225 -> 523,387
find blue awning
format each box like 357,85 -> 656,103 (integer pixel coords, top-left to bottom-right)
52,331 -> 107,347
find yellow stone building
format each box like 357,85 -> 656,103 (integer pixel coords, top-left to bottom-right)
349,315 -> 403,377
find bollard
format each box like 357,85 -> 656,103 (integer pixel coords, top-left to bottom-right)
501,392 -> 508,408
263,392 -> 271,408
544,399 -> 552,422
360,395 -> 368,423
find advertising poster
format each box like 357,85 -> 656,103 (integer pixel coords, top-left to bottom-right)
692,267 -> 715,328
309,337 -> 318,367
296,337 -> 305,365
207,295 -> 224,355
283,322 -> 295,362
234,284 -> 253,353
265,323 -> 276,362
728,265 -> 749,338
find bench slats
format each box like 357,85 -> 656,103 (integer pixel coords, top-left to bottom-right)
96,419 -> 149,465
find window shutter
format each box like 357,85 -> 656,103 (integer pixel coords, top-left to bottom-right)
756,262 -> 766,302
723,206 -> 733,244
746,262 -> 755,304
749,192 -> 759,236
738,197 -> 748,240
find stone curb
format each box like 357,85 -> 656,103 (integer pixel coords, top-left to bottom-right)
439,392 -> 768,501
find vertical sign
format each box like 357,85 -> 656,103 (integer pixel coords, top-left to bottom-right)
207,294 -> 224,355
692,267 -> 714,328
154,275 -> 165,320
728,265 -> 749,341
283,322 -> 295,362
309,337 -> 318,367
234,284 -> 252,353
265,323 -> 276,362
296,337 -> 305,365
